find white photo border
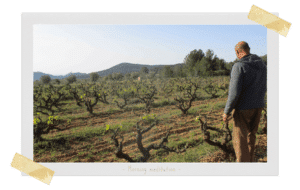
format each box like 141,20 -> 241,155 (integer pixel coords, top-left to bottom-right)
22,12 -> 278,176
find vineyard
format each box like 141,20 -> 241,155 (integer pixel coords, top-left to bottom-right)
33,76 -> 267,163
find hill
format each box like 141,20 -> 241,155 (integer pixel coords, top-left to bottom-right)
33,72 -> 89,81
95,62 -> 183,76
34,62 -> 183,81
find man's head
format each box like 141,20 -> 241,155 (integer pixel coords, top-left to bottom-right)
235,41 -> 250,59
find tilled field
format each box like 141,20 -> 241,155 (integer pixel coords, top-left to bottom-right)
34,97 -> 267,163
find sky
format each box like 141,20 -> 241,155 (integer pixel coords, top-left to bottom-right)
33,25 -> 267,75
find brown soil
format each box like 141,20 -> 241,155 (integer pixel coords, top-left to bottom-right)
199,134 -> 267,162
34,97 -> 267,163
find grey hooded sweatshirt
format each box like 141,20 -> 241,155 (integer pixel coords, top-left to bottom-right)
224,54 -> 267,115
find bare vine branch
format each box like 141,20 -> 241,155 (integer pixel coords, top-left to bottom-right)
197,114 -> 235,159
111,120 -> 188,162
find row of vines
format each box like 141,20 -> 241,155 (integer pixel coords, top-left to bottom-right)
33,76 -> 267,162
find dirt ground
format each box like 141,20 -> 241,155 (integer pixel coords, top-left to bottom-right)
34,97 -> 267,163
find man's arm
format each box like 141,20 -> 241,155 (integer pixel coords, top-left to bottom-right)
224,63 -> 243,115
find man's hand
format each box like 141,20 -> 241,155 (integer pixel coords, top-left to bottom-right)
223,113 -> 229,122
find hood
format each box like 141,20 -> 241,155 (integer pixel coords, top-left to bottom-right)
239,54 -> 266,71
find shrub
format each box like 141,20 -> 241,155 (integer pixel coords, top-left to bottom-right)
53,79 -> 61,84
40,75 -> 51,84
34,84 -> 67,115
133,79 -> 158,113
90,72 -> 100,82
111,81 -> 135,109
66,75 -> 77,84
34,115 -> 63,142
173,78 -> 201,114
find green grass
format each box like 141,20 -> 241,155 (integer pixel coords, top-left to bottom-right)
214,101 -> 227,110
96,150 -> 110,156
35,118 -> 142,155
86,154 -> 94,159
105,107 -> 120,114
129,104 -> 145,111
34,125 -> 108,154
151,135 -> 203,157
155,142 -> 219,162
190,131 -> 197,138
187,107 -> 199,115
78,151 -> 85,156
152,99 -> 176,108
137,108 -> 180,123
120,120 -> 138,128
69,156 -> 79,162
149,123 -> 237,162
59,115 -> 81,123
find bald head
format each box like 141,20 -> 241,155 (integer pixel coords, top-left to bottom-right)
235,41 -> 250,59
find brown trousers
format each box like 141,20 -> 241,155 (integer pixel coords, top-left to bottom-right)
232,108 -> 263,162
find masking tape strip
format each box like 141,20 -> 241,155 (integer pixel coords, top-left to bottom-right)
248,5 -> 291,37
11,153 -> 54,185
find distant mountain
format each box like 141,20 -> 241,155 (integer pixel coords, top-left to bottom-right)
33,62 -> 184,81
33,72 -> 88,81
95,62 -> 183,77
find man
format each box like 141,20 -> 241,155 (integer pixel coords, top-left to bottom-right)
223,41 -> 267,162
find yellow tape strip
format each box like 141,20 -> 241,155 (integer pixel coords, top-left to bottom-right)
11,153 -> 54,185
248,5 -> 291,37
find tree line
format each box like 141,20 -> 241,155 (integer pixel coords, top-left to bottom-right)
37,49 -> 267,85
